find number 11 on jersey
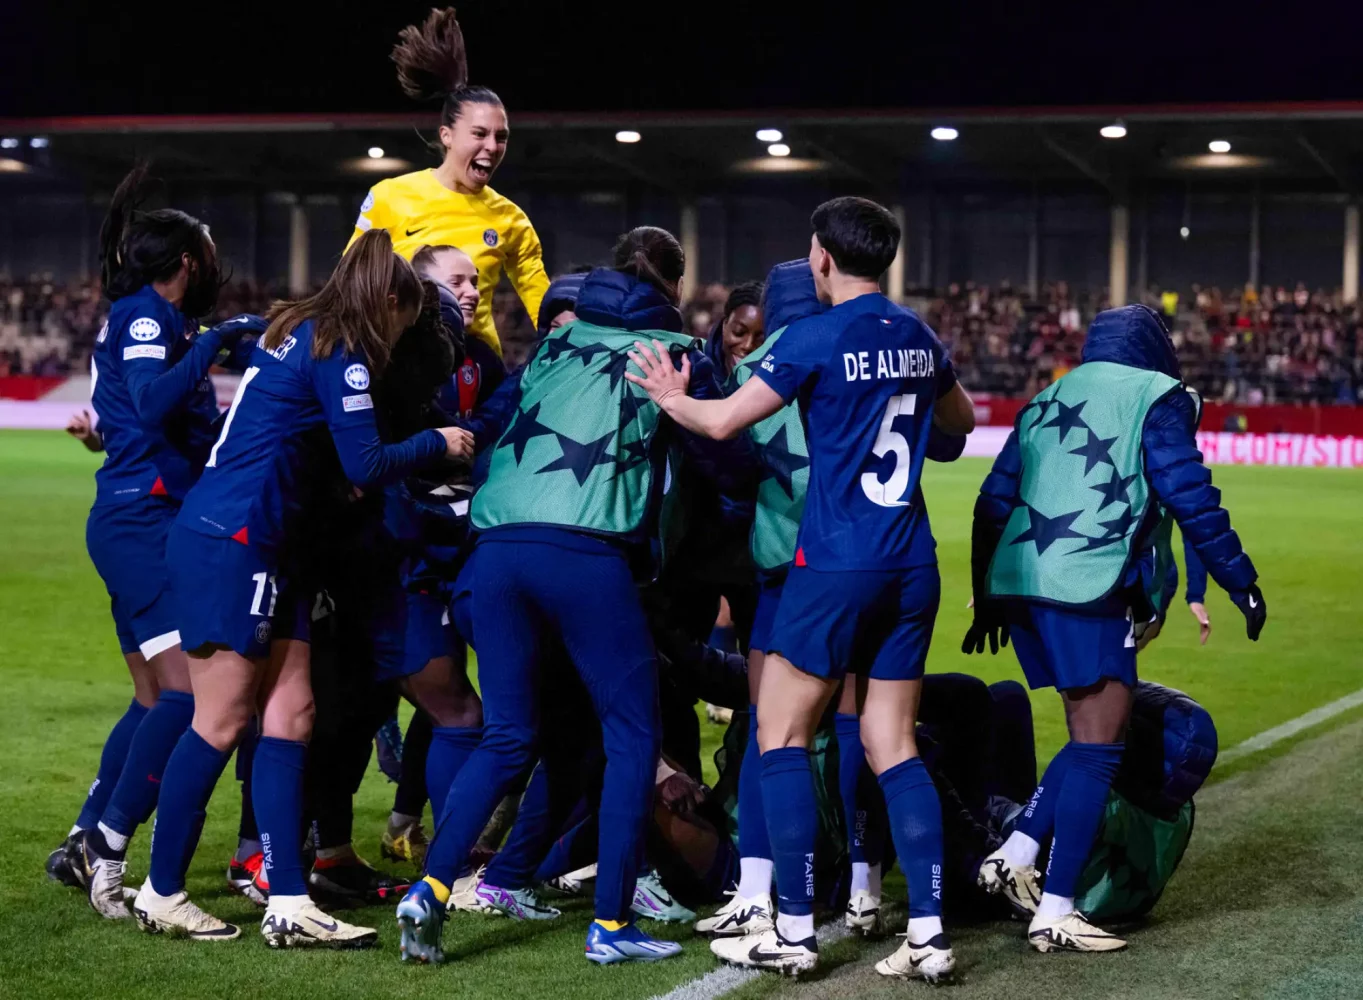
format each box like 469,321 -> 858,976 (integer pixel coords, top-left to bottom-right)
861,393 -> 916,508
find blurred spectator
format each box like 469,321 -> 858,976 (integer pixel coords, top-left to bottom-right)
2,272 -> 1359,405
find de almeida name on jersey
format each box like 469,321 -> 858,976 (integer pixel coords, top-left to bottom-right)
842,348 -> 935,382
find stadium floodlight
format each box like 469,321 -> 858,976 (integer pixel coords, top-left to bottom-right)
1180,225 -> 1191,239
0,138 -> 19,149
931,127 -> 958,141
29,137 -> 48,148
1100,123 -> 1127,139
767,143 -> 791,157
367,146 -> 384,159
1208,140 -> 1231,154
615,130 -> 642,144
756,128 -> 783,143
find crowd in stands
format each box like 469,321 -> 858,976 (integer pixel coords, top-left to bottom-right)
2,272 -> 1360,406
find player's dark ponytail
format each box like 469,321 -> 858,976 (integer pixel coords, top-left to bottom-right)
612,226 -> 686,306
98,162 -> 223,316
392,7 -> 503,128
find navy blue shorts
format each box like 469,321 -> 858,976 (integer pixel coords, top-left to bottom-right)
270,581 -> 317,644
166,523 -> 281,659
1006,603 -> 1137,692
87,498 -> 181,659
766,564 -> 940,681
749,570 -> 788,653
395,589 -> 467,679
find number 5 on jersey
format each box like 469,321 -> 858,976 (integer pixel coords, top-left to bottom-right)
861,393 -> 916,508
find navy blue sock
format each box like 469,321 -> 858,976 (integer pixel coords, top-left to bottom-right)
427,725 -> 482,822
1044,742 -> 1123,898
878,757 -> 945,919
738,706 -> 771,863
253,736 -> 309,897
236,723 -> 259,843
102,690 -> 194,836
834,713 -> 887,870
147,728 -> 232,895
485,762 -> 550,889
761,746 -> 818,917
1016,743 -> 1074,844
76,699 -> 149,830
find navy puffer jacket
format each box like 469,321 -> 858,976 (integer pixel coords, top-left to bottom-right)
974,304 -> 1256,612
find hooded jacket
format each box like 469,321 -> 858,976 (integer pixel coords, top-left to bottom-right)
973,304 -> 1256,614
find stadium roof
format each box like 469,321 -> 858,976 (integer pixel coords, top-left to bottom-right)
3,103 -> 1363,196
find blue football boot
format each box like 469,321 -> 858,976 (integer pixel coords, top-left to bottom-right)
396,879 -> 447,964
584,920 -> 683,965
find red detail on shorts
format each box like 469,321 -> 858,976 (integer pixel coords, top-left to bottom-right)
148,774 -> 161,783
231,526 -> 249,545
795,547 -> 807,567
149,477 -> 168,497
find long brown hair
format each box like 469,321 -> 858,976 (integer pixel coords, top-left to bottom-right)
612,226 -> 686,305
261,230 -> 422,372
392,8 -> 503,130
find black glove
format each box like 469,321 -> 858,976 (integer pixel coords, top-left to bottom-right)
962,600 -> 1010,655
1230,583 -> 1267,641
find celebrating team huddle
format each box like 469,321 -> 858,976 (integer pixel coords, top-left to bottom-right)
46,8 -> 1268,985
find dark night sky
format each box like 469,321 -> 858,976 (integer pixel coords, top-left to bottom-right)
3,1 -> 1363,119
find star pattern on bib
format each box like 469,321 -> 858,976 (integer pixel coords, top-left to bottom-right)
1010,504 -> 1087,555
569,341 -> 611,368
760,424 -> 810,501
1090,468 -> 1138,511
613,437 -> 650,475
1039,398 -> 1089,444
1068,429 -> 1118,475
595,350 -> 635,392
499,402 -> 555,464
618,389 -> 651,425
1074,506 -> 1137,550
536,430 -> 617,486
539,336 -> 577,363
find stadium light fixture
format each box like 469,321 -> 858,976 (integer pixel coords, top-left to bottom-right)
767,143 -> 791,157
367,146 -> 384,159
931,127 -> 959,141
1180,225 -> 1191,240
1100,123 -> 1127,139
0,138 -> 19,149
615,130 -> 642,144
29,137 -> 48,148
1208,139 -> 1231,154
756,128 -> 783,143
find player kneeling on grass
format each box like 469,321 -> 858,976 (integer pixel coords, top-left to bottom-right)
627,197 -> 976,982
964,303 -> 1266,954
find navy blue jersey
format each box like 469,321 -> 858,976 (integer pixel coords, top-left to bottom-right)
753,293 -> 956,571
90,285 -> 222,506
436,334 -> 505,419
177,319 -> 446,550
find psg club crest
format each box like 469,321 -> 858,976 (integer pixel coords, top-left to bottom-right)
461,367 -> 476,385
483,228 -> 499,247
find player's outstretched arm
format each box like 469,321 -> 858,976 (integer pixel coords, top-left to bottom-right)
1143,391 -> 1265,640
626,339 -> 783,440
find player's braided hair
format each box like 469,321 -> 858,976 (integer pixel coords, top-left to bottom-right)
392,8 -> 503,127
722,281 -> 764,321
98,162 -> 223,314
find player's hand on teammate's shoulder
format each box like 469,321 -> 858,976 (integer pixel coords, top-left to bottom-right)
437,426 -> 475,461
625,340 -> 690,405
1229,584 -> 1267,641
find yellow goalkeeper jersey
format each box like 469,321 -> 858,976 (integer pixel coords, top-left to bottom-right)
348,169 -> 549,355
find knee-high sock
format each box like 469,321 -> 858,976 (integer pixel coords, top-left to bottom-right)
1043,742 -> 1123,899
427,725 -> 482,824
1015,743 -> 1075,846
736,706 -> 774,897
101,690 -> 194,836
761,746 -> 818,919
147,728 -> 232,895
834,713 -> 886,876
878,756 -> 945,920
75,699 -> 149,831
393,710 -> 433,818
236,723 -> 259,844
253,737 -> 309,897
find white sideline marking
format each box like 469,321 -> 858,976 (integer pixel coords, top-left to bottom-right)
657,689 -> 1363,1000
1217,686 -> 1363,765
649,921 -> 850,1000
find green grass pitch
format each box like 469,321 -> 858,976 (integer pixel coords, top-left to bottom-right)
1,428 -> 1360,998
